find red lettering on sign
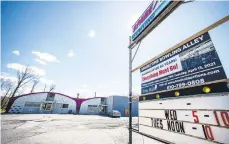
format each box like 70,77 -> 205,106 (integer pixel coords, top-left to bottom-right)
133,24 -> 138,33
192,110 -> 199,123
205,125 -> 214,141
152,1 -> 158,11
170,64 -> 178,71
213,111 -> 220,126
221,112 -> 229,127
142,72 -> 159,81
148,3 -> 153,14
132,1 -> 156,33
159,67 -> 169,75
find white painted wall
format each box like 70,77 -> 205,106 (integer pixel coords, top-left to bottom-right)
53,94 -> 76,114
79,98 -> 101,114
9,93 -> 77,114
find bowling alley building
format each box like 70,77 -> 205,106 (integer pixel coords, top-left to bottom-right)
7,92 -> 138,117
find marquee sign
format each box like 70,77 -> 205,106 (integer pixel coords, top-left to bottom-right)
141,32 -> 227,94
138,93 -> 229,143
132,1 -> 171,41
131,1 -> 182,43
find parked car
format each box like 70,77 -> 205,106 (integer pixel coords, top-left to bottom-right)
108,110 -> 121,118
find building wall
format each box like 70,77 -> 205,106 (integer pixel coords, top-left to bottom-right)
112,96 -> 138,117
8,93 -> 77,114
8,93 -> 138,116
79,98 -> 101,114
107,96 -> 113,114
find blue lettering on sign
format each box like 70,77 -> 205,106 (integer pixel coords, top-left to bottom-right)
132,1 -> 171,41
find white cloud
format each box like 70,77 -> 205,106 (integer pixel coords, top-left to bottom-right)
67,50 -> 75,57
0,72 -> 17,84
40,77 -> 54,85
19,86 -> 31,94
80,84 -> 88,88
97,84 -> 102,89
74,88 -> 94,98
35,59 -> 47,65
109,92 -> 119,96
0,90 -> 6,96
12,50 -> 20,56
34,87 -> 44,93
87,30 -> 96,38
32,51 -> 60,63
110,80 -> 117,84
6,63 -> 46,76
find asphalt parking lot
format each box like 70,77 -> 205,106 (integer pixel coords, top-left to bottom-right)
1,114 -> 162,144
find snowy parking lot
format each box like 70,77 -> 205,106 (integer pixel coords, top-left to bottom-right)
1,114 -> 162,144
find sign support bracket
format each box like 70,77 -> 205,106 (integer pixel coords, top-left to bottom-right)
128,36 -> 142,144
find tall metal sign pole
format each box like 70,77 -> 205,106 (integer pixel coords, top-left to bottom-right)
128,36 -> 132,144
128,1 -> 183,143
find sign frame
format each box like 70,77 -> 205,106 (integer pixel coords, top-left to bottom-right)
129,15 -> 229,144
130,1 -> 182,46
140,32 -> 227,95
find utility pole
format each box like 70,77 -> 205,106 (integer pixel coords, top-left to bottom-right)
128,36 -> 132,144
95,92 -> 96,97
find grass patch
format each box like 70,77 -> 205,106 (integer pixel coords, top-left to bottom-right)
1,109 -> 6,113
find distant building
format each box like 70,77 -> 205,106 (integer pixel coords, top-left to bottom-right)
107,96 -> 138,117
79,97 -> 107,115
7,92 -> 138,117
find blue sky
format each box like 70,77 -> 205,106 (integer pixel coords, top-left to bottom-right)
1,1 -> 229,98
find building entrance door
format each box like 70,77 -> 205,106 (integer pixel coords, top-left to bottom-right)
87,105 -> 98,114
124,108 -> 129,116
40,103 -> 53,113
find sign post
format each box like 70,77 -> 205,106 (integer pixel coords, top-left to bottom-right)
128,36 -> 132,144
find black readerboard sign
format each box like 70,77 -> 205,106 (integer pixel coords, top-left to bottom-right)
141,32 -> 227,94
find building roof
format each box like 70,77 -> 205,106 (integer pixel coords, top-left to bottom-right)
7,92 -> 104,112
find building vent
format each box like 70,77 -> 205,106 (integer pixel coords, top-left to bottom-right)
46,93 -> 55,101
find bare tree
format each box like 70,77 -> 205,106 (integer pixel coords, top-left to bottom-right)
1,79 -> 13,109
44,84 -> 46,92
30,79 -> 39,93
49,84 -> 56,92
5,67 -> 38,112
1,77 -> 5,89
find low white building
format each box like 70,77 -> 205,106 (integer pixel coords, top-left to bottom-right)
79,97 -> 107,115
7,92 -> 138,116
8,92 -> 77,114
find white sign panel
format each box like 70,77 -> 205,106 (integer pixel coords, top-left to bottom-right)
138,93 -> 229,144
142,55 -> 183,83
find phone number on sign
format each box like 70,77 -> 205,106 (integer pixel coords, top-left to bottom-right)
167,79 -> 205,90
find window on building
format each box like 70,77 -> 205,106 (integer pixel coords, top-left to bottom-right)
24,102 -> 41,108
46,93 -> 55,101
62,104 -> 69,108
93,105 -> 97,107
41,103 -> 46,110
40,103 -> 52,111
46,103 -> 52,110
